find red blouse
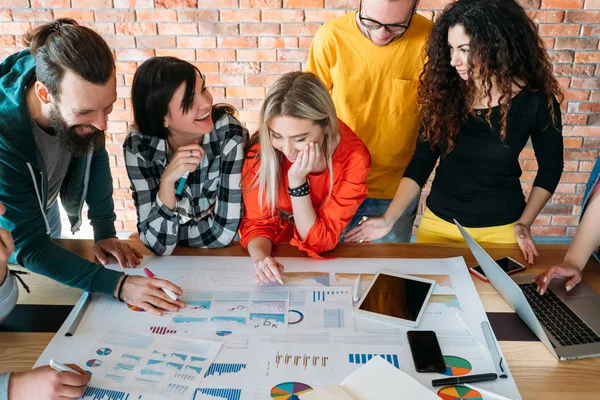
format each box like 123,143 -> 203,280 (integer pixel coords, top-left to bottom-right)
239,120 -> 371,258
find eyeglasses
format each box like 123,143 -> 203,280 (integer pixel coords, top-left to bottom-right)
358,1 -> 416,35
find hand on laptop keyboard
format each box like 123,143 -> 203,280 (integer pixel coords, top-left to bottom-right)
533,263 -> 583,295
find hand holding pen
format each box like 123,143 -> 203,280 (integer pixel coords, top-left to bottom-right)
161,140 -> 204,191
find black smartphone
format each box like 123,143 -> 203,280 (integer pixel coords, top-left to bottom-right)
407,330 -> 446,373
469,256 -> 526,282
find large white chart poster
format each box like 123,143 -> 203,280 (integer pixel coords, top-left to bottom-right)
35,256 -> 522,400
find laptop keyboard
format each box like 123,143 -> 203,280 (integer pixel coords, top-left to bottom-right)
520,283 -> 600,347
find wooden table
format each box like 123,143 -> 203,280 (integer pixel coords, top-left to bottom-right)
1,239 -> 599,399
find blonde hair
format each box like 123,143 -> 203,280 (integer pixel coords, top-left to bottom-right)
254,71 -> 340,213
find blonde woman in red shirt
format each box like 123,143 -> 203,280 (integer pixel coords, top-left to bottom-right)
240,72 -> 371,284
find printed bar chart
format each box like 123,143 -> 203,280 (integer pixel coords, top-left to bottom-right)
348,353 -> 400,369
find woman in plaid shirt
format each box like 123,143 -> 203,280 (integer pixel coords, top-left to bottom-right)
124,57 -> 247,255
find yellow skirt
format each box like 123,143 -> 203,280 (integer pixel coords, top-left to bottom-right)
415,208 -> 518,244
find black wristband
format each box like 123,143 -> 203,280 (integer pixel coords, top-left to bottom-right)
117,275 -> 129,302
288,180 -> 310,197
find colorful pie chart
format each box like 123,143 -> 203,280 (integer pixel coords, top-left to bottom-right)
216,331 -> 232,337
127,303 -> 145,312
441,355 -> 472,376
437,385 -> 482,400
86,359 -> 102,368
96,347 -> 112,356
270,382 -> 312,399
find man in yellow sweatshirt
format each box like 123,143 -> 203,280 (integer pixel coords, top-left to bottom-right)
306,0 -> 432,242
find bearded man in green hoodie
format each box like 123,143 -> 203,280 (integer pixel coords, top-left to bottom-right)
0,19 -> 186,316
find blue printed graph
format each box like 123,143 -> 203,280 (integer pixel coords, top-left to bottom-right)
216,331 -> 232,336
348,353 -> 400,369
147,360 -> 163,366
171,353 -> 188,362
140,369 -> 164,377
166,362 -> 184,371
211,316 -> 246,324
185,365 -> 204,375
194,388 -> 242,400
81,386 -> 142,400
104,374 -> 125,384
312,290 -> 349,302
114,363 -> 135,372
204,363 -> 247,377
190,356 -> 208,363
96,348 -> 112,356
249,313 -> 285,323
187,300 -> 212,310
172,317 -> 208,324
122,354 -> 141,362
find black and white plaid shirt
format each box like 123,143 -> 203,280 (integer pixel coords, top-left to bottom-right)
123,114 -> 247,255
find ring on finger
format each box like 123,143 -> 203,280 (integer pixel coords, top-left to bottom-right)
260,265 -> 267,272
189,150 -> 193,158
359,239 -> 365,243
519,234 -> 525,239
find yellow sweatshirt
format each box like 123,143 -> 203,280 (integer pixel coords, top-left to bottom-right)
306,11 -> 432,199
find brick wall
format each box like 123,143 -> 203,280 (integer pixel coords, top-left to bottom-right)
0,0 -> 598,238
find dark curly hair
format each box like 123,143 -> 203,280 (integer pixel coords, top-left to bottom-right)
418,0 -> 563,154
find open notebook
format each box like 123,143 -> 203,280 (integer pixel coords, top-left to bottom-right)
300,356 -> 440,400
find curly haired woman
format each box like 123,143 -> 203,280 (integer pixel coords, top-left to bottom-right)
346,0 -> 564,264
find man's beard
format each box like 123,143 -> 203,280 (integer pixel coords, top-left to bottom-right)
49,105 -> 105,156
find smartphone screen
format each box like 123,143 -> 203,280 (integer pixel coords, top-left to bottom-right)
472,257 -> 524,277
407,331 -> 446,372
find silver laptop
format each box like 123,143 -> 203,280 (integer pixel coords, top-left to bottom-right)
455,220 -> 600,360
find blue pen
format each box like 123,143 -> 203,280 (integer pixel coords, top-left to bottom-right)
175,171 -> 189,195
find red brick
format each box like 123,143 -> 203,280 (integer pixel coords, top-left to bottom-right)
548,50 -> 575,63
0,22 -> 31,35
585,0 -> 600,8
553,64 -> 596,76
72,0 -> 113,6
325,0 -> 359,7
305,10 -> 346,22
113,0 -> 154,8
258,37 -> 299,48
205,73 -> 245,86
578,102 -> 600,112
136,10 -> 178,21
220,62 -> 261,74
555,183 -> 577,193
237,110 -> 260,123
550,216 -> 580,226
0,36 -> 15,47
109,109 -> 132,122
565,11 -> 600,22
178,36 -> 216,48
156,49 -> 196,60
527,10 -> 565,23
561,172 -> 595,183
243,99 -> 263,110
82,22 -> 115,35
563,89 -> 591,100
220,10 -> 261,22
158,23 -> 198,35
177,10 -> 219,22
262,9 -> 305,22
284,0 -> 324,6
136,35 -> 176,49
198,23 -> 239,36
538,24 -> 580,36
238,49 -> 277,61
262,62 -> 302,74
574,52 -> 600,63
115,49 -> 155,61
592,90 -> 600,101
563,113 -> 589,125
541,0 -> 584,8
565,149 -> 599,160
240,0 -> 283,7
239,23 -> 281,36
95,10 -> 135,22
582,25 -> 600,36
542,204 -> 575,214
282,23 -> 321,36
534,215 -> 552,225
531,226 -> 566,236
299,37 -> 313,49
156,0 -> 197,7
218,37 -> 258,48
589,114 -> 600,125
245,74 -> 280,86
11,9 -> 53,21
579,161 -> 596,171
192,62 -> 220,74
541,37 -> 554,49
0,0 -> 30,6
226,87 -> 266,99
104,35 -> 136,49
571,78 -> 600,89
116,23 -> 157,35
277,49 -> 309,62
200,0 -> 239,6
115,61 -> 138,74
555,37 -> 599,50
31,0 -> 70,7
197,49 -> 237,61
557,77 -> 571,89
53,10 -> 95,21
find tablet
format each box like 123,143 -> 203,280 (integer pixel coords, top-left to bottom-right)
354,271 -> 436,327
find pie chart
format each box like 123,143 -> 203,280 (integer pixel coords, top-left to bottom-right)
270,382 -> 312,399
96,347 -> 112,356
441,355 -> 472,376
437,385 -> 482,400
86,359 -> 102,368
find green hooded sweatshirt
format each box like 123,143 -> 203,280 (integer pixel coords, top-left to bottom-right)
0,49 -> 122,295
